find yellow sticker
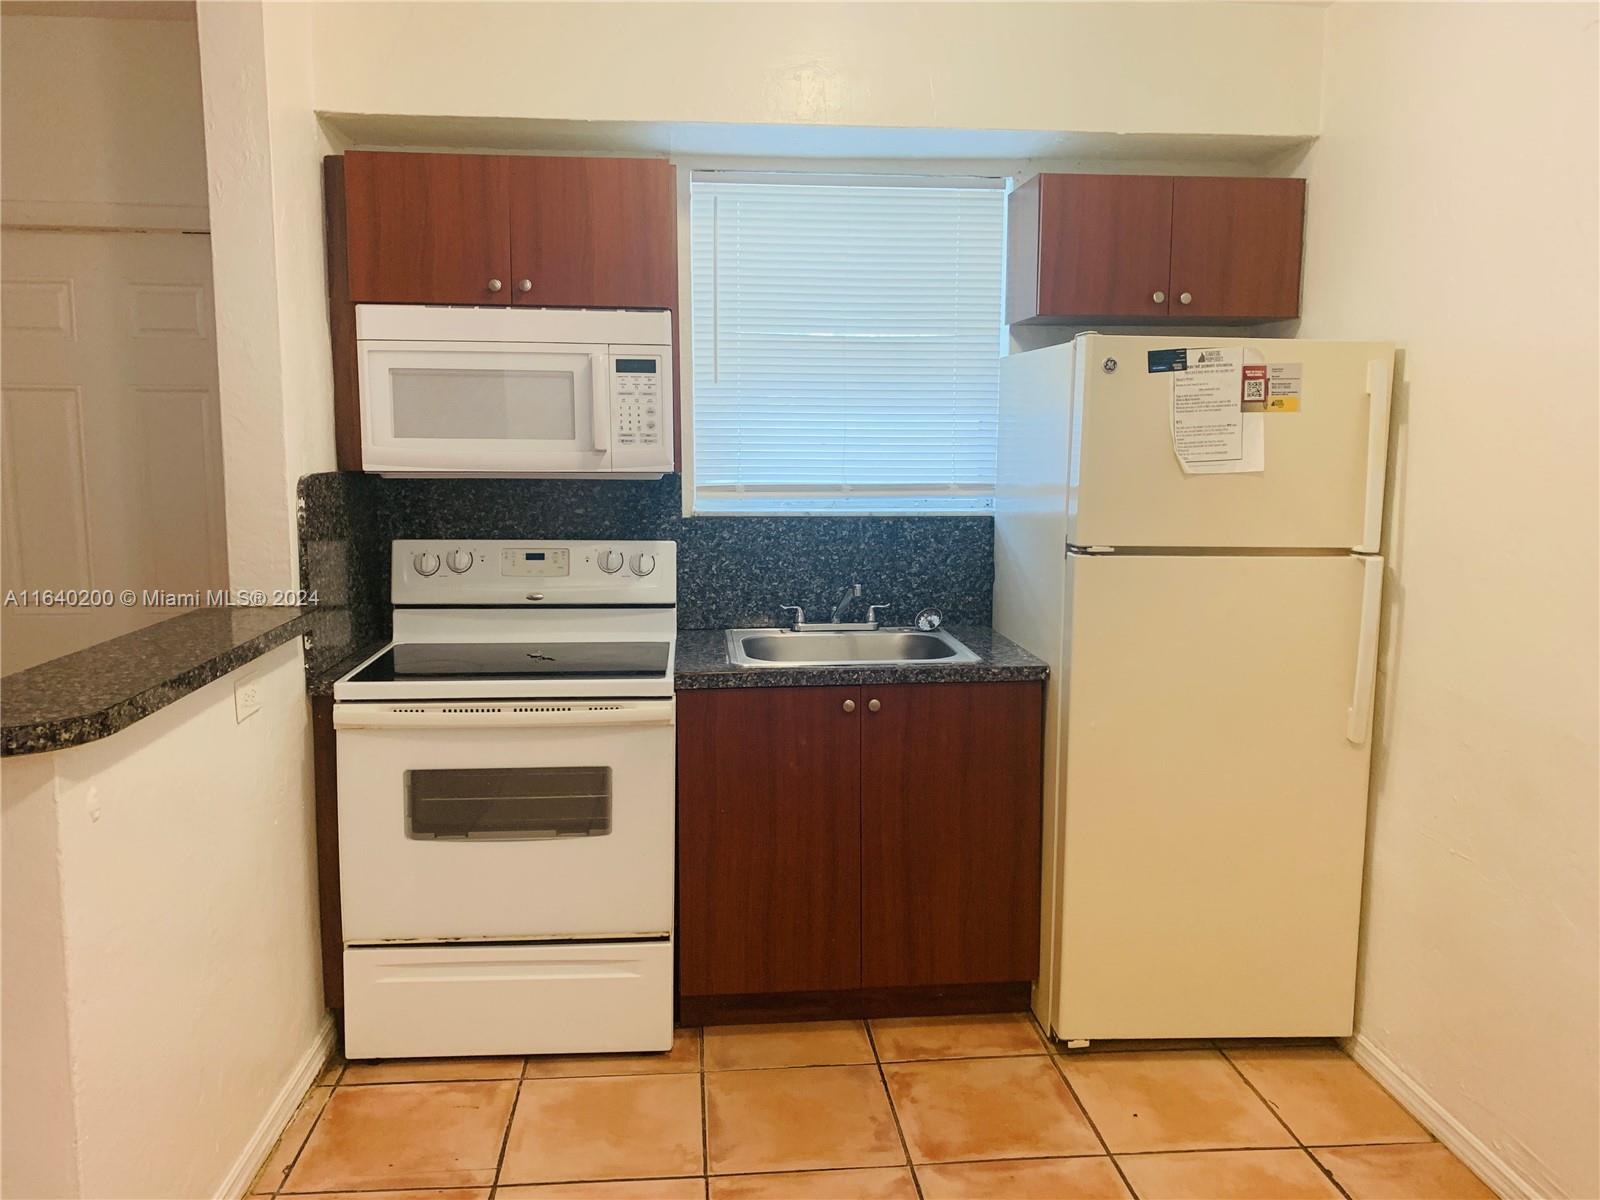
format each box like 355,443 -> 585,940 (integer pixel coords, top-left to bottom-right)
1265,392 -> 1300,412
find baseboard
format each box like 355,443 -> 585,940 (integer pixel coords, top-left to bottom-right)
679,981 -> 1031,1027
215,1014 -> 336,1200
1344,1032 -> 1548,1200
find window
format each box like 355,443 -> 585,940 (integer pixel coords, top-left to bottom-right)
688,172 -> 1006,513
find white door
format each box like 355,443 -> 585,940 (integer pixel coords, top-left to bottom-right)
1,230 -> 226,672
335,701 -> 675,942
1052,551 -> 1382,1040
1069,334 -> 1394,551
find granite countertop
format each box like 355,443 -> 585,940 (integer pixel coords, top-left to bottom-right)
673,625 -> 1048,690
1,606 -> 311,757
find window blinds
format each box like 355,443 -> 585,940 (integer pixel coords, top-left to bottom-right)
688,173 -> 1005,513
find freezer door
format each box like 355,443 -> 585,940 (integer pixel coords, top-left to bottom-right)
1052,552 -> 1382,1040
1069,335 -> 1394,550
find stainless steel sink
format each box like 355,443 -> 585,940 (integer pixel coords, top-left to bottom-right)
726,627 -> 979,668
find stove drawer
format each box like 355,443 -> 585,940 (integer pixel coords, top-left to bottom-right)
343,940 -> 672,1059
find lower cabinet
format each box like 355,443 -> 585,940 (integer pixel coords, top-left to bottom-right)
677,681 -> 1043,1006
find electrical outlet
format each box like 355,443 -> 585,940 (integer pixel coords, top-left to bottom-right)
234,677 -> 262,723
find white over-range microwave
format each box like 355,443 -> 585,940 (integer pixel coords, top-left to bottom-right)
356,305 -> 673,477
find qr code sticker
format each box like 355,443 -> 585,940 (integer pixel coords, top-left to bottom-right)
1244,378 -> 1266,402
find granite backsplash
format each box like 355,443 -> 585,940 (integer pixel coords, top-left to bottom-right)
298,472 -> 993,681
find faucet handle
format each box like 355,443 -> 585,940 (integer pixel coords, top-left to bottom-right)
866,604 -> 890,627
779,604 -> 805,630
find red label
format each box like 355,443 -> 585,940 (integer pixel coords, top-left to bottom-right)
1242,363 -> 1268,407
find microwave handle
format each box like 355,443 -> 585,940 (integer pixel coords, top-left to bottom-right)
589,353 -> 609,453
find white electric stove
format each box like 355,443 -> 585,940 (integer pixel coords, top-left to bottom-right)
333,539 -> 677,1060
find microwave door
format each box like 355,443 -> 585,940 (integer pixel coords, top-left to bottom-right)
359,341 -> 614,474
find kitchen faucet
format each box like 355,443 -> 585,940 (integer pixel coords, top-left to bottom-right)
780,583 -> 889,632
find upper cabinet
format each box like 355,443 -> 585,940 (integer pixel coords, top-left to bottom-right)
1006,173 -> 1305,324
1167,177 -> 1305,321
343,151 -> 512,305
507,157 -> 677,310
338,150 -> 676,311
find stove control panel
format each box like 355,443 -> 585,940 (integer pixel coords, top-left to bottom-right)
392,540 -> 676,606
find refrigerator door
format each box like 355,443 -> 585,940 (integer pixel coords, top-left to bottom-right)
1051,552 -> 1382,1040
1069,335 -> 1394,550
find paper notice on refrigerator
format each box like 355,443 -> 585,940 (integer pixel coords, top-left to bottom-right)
1170,347 -> 1251,473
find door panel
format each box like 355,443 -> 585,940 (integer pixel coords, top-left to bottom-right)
1070,334 -> 1393,549
677,687 -> 862,995
1169,177 -> 1305,319
1,230 -> 226,672
509,157 -> 676,310
344,151 -> 511,304
1054,553 -> 1376,1038
861,682 -> 1043,987
1036,174 -> 1174,320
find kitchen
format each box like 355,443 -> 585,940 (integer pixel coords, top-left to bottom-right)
1,4 -> 1595,1200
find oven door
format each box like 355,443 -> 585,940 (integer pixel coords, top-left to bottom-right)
358,339 -> 612,475
334,698 -> 673,942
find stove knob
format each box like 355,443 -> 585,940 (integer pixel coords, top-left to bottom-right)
413,551 -> 441,577
598,549 -> 625,574
629,552 -> 656,577
447,549 -> 473,574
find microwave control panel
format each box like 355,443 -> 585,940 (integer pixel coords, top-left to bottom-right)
613,355 -> 663,449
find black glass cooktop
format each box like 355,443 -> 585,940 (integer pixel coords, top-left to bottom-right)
350,641 -> 672,682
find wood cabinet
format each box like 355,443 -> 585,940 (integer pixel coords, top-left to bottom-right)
861,683 -> 1043,988
325,150 -> 679,470
1007,173 -> 1304,323
507,156 -> 677,310
677,681 -> 1044,1010
1168,177 -> 1305,321
340,150 -> 675,309
677,687 -> 863,996
343,151 -> 512,305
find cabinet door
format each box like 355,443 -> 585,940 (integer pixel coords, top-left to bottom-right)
1169,177 -> 1305,319
1010,174 -> 1173,321
861,682 -> 1043,988
509,157 -> 677,310
343,151 -> 511,305
677,687 -> 863,996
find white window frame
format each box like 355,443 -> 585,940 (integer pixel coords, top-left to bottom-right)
675,163 -> 1011,517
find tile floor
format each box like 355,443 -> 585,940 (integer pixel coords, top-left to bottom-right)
251,1015 -> 1495,1199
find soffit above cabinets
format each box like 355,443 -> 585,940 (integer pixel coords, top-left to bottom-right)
319,112 -> 1312,169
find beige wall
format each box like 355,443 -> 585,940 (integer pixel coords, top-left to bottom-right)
0,12 -> 209,229
1292,5 -> 1599,1198
0,642 -> 329,1198
197,0 -> 341,592
311,1 -> 1322,137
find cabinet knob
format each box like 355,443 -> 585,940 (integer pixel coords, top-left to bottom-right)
487,278 -> 504,293
1178,291 -> 1192,305
516,278 -> 533,294
867,698 -> 881,713
842,699 -> 856,713
1152,290 -> 1166,304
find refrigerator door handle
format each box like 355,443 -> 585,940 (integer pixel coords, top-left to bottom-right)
1346,555 -> 1385,744
1358,357 -> 1395,553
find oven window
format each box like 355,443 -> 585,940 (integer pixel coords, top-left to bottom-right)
405,766 -> 612,840
391,368 -> 578,440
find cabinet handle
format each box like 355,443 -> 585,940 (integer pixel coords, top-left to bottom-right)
487,278 -> 504,293
867,698 -> 881,713
842,699 -> 856,713
1178,291 -> 1192,305
1152,290 -> 1166,304
517,278 -> 533,293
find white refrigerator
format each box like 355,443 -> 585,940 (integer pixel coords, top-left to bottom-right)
994,333 -> 1394,1043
